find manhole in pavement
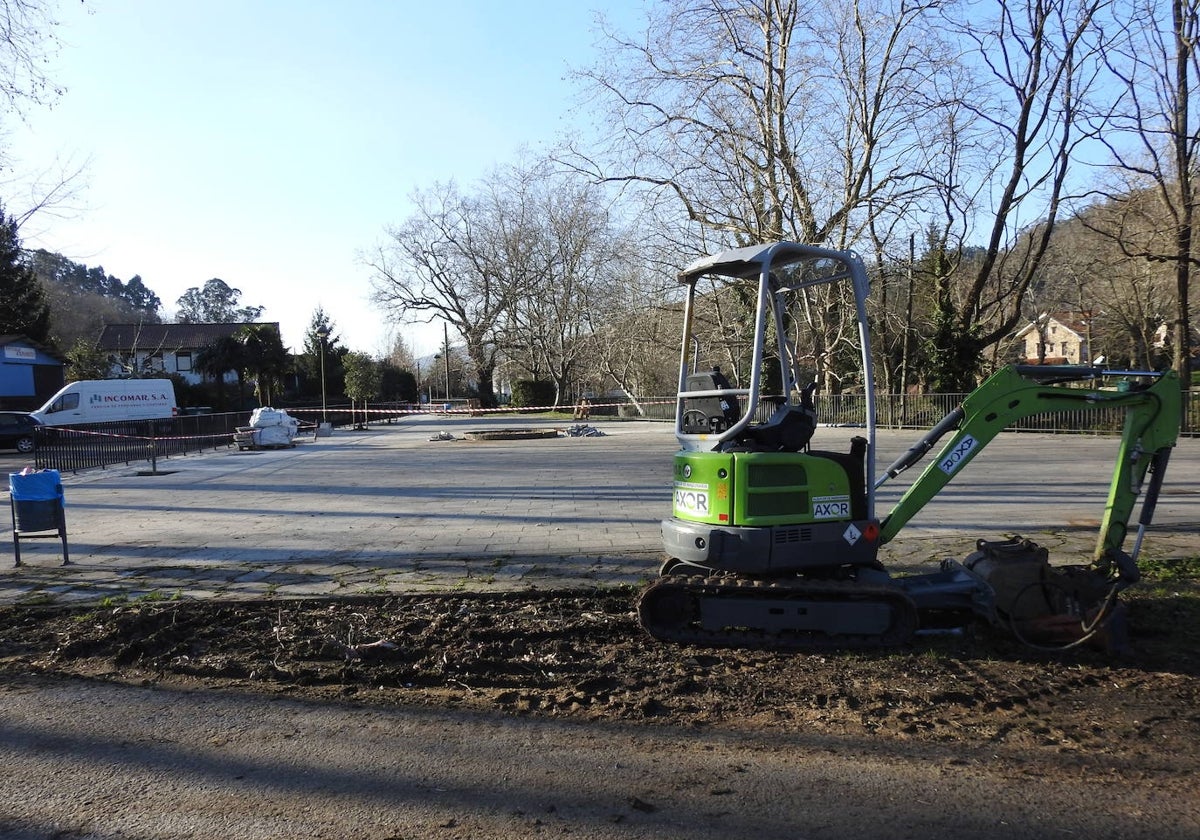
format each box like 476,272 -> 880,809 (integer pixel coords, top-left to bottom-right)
462,428 -> 560,441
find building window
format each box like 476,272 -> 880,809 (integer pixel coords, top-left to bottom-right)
176,350 -> 193,372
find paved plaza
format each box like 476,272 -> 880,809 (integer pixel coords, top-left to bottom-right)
2,414 -> 1197,605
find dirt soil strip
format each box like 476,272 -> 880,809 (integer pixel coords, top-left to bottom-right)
1,589 -> 1199,838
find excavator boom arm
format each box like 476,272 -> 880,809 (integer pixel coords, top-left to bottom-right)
878,366 -> 1181,564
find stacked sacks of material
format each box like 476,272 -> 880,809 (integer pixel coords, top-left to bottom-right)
248,407 -> 300,448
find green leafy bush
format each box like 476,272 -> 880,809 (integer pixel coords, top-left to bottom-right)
511,379 -> 555,408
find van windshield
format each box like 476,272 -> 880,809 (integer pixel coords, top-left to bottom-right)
50,394 -> 79,413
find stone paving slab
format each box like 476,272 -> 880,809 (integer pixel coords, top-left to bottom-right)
0,414 -> 1196,605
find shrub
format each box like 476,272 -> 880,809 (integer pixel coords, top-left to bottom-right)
511,379 -> 555,409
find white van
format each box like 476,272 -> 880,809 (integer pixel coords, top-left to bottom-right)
31,380 -> 179,426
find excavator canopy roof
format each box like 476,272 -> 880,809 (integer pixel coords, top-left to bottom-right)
677,241 -> 860,288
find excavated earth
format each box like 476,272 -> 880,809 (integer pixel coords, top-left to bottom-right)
2,579 -> 1199,769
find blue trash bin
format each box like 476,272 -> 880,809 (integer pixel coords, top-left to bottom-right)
9,469 -> 69,566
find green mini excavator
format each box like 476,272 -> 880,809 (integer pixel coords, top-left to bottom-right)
639,242 -> 1181,652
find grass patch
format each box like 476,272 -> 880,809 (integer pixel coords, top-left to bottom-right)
17,592 -> 57,606
135,590 -> 182,603
1138,554 -> 1200,583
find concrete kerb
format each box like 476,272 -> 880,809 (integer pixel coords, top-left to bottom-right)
1,416 -> 1197,607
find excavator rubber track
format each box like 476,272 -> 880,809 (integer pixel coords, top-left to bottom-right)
638,575 -> 920,652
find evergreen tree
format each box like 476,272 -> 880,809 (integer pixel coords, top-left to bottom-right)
296,308 -> 346,398
236,323 -> 290,405
343,351 -> 382,427
919,229 -> 982,393
0,206 -> 51,342
378,359 -> 418,402
176,279 -> 263,323
64,339 -> 111,380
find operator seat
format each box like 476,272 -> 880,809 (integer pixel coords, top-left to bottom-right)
733,382 -> 818,452
680,366 -> 741,434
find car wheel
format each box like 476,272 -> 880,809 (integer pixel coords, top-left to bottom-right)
16,436 -> 36,454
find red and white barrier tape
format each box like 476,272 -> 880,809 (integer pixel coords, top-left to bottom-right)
40,400 -> 673,443
288,399 -> 673,418
45,427 -> 239,443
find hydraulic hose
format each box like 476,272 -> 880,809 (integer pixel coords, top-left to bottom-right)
879,406 -> 965,482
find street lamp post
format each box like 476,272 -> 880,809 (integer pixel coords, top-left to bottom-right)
443,354 -> 450,404
442,321 -> 451,406
316,328 -> 329,426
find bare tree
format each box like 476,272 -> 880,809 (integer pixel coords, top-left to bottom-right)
577,0 -> 945,245
584,254 -> 681,413
1031,210 -> 1173,368
1082,0 -> 1198,387
505,170 -> 622,406
575,0 -> 1109,391
373,155 -> 638,408
0,0 -> 64,115
369,167 -> 542,408
906,0 -> 1110,390
572,0 -> 957,390
0,0 -> 87,230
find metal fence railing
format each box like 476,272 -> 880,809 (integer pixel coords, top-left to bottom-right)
29,404 -> 387,474
28,387 -> 1197,474
629,389 -> 1199,436
33,412 -> 252,473
838,391 -> 1197,435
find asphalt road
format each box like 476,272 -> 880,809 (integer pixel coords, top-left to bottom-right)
2,416 -> 1197,603
2,675 -> 1196,840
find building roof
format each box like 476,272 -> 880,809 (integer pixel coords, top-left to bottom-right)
97,322 -> 281,352
0,335 -> 66,362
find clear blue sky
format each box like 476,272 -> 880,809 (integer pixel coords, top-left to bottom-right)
7,0 -> 645,356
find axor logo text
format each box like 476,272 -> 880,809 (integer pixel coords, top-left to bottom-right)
938,434 -> 978,475
813,498 -> 850,519
675,489 -> 709,514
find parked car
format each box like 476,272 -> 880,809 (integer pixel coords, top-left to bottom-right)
0,411 -> 42,454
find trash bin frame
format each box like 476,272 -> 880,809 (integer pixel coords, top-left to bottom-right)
10,497 -> 69,567
9,471 -> 70,568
